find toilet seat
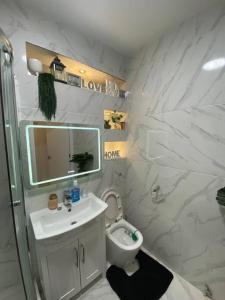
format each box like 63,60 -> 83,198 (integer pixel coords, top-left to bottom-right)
102,188 -> 143,269
106,219 -> 143,251
101,188 -> 123,227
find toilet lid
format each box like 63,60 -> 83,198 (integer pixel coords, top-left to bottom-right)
101,188 -> 123,227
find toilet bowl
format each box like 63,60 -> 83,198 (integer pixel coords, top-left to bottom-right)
101,188 -> 143,269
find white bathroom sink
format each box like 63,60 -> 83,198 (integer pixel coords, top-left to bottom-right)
30,193 -> 107,240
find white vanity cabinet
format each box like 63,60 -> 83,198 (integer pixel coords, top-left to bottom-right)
79,223 -> 103,288
45,239 -> 81,300
36,217 -> 106,300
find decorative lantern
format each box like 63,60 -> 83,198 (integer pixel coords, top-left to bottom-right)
50,56 -> 67,83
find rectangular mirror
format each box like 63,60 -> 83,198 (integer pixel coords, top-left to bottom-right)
20,121 -> 101,187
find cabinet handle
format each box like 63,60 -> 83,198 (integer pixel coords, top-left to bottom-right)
74,247 -> 79,268
81,244 -> 85,263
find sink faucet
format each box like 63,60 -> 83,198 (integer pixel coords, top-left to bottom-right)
63,196 -> 72,212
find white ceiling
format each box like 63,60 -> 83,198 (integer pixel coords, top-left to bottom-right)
19,0 -> 221,55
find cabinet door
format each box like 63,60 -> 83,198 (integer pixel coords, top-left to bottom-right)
46,240 -> 81,300
79,223 -> 105,288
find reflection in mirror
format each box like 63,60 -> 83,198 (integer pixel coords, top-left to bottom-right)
21,121 -> 101,187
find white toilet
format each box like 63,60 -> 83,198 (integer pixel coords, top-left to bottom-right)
101,188 -> 143,270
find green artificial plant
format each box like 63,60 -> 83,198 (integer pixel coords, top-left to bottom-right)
38,73 -> 57,120
70,152 -> 94,172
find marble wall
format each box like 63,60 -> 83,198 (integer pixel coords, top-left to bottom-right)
125,4 -> 225,300
0,0 -> 128,215
2,0 -> 225,299
0,98 -> 26,299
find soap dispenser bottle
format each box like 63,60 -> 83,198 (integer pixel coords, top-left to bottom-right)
71,179 -> 80,203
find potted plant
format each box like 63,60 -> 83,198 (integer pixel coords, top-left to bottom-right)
70,152 -> 94,172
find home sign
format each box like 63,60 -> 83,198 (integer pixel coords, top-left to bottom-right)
104,150 -> 121,160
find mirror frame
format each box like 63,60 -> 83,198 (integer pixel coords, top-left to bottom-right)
20,121 -> 101,188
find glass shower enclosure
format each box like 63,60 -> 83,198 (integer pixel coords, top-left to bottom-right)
0,29 -> 36,299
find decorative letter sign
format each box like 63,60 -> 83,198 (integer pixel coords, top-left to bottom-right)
104,141 -> 127,160
104,150 -> 120,160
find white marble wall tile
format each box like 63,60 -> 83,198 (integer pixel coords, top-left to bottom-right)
190,105 -> 225,176
0,7 -> 128,300
127,6 -> 225,115
125,158 -> 225,297
0,106 -> 26,298
128,105 -> 225,177
125,5 -> 225,298
1,284 -> 26,300
0,0 -> 128,218
0,0 -> 126,77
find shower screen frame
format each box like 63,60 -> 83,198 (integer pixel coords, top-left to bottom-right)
0,28 -> 36,300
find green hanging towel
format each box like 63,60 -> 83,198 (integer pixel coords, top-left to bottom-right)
38,73 -> 57,120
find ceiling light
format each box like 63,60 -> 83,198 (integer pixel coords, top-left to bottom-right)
79,69 -> 86,74
202,58 -> 225,71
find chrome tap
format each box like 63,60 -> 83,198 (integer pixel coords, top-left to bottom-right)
63,196 -> 72,212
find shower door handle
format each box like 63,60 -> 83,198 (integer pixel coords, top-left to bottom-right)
9,198 -> 21,207
10,184 -> 21,207
12,199 -> 21,207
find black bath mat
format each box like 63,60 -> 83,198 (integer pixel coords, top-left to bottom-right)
106,250 -> 173,300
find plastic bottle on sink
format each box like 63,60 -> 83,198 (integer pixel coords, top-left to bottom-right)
70,179 -> 80,203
